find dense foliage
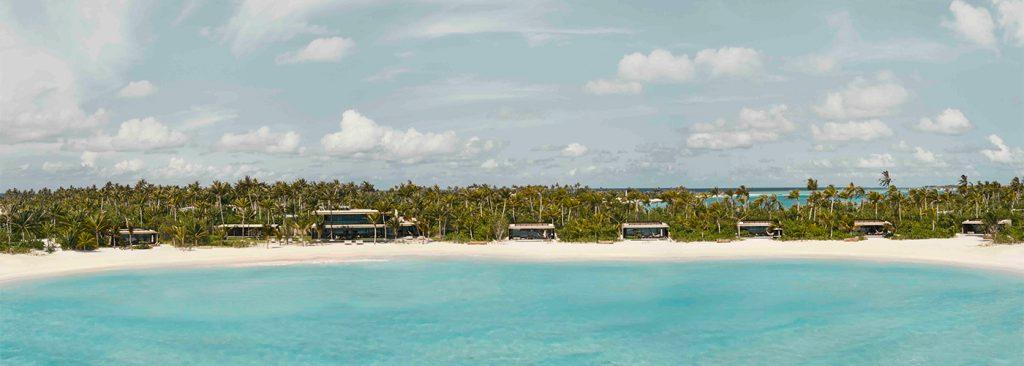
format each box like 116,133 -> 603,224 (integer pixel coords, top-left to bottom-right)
2,174 -> 1022,253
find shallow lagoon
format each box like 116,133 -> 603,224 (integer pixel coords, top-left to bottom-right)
2,260 -> 1021,365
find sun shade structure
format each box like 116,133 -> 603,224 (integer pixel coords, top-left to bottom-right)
962,219 -> 1013,235
736,220 -> 782,238
312,209 -> 390,241
853,220 -> 892,236
508,223 -> 557,241
118,229 -> 158,245
217,224 -> 274,238
620,222 -> 669,240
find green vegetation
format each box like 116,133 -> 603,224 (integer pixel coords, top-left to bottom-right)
1,174 -> 1022,253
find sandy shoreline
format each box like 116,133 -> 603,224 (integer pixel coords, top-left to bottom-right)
2,237 -> 1023,284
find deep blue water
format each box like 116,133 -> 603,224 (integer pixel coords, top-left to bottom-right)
2,260 -> 1021,365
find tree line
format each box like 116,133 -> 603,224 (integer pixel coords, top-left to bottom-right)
2,173 -> 1022,253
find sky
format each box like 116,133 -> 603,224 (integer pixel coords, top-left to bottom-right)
1,0 -> 1022,190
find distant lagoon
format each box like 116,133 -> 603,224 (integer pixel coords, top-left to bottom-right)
2,260 -> 1020,365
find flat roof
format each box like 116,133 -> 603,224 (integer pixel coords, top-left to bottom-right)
853,220 -> 891,226
314,209 -> 380,215
622,222 -> 669,229
217,224 -> 276,228
509,223 -> 555,230
962,220 -> 983,225
998,219 -> 1012,225
119,229 -> 157,234
737,221 -> 773,227
322,224 -> 386,229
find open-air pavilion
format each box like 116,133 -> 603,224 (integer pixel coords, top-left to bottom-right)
118,229 -> 158,246
508,223 -> 557,241
853,220 -> 892,237
620,222 -> 669,240
737,220 -> 782,238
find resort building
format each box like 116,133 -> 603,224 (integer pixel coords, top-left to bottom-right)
853,220 -> 892,237
508,223 -> 557,241
312,208 -> 390,241
118,229 -> 158,246
397,217 -> 421,238
620,222 -> 670,240
737,220 -> 782,238
962,219 -> 1013,235
218,224 -> 273,238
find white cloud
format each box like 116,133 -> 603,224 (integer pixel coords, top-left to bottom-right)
113,158 -> 144,174
945,0 -> 997,47
561,143 -> 589,157
67,117 -> 188,152
219,0 -> 337,55
814,73 -> 908,119
917,108 -> 973,134
80,151 -> 98,168
693,47 -> 764,78
913,146 -> 944,166
41,161 -> 73,173
179,106 -> 238,130
617,49 -> 695,82
981,134 -> 1023,163
365,67 -> 411,82
275,36 -> 355,64
686,105 -> 794,150
856,153 -> 896,168
583,79 -> 642,95
117,80 -> 156,98
811,119 -> 894,142
0,23 -> 108,143
321,109 -> 491,163
217,127 -> 301,154
480,159 -> 499,170
994,0 -> 1024,45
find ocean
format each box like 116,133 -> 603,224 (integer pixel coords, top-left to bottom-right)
2,260 -> 1021,365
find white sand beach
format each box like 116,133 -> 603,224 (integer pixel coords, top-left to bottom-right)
2,237 -> 1022,284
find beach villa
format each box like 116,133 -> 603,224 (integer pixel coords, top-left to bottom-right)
737,220 -> 782,238
218,224 -> 273,238
508,223 -> 557,241
312,208 -> 389,241
620,222 -> 670,240
118,229 -> 158,246
962,219 -> 1013,235
853,220 -> 892,237
397,217 -> 421,238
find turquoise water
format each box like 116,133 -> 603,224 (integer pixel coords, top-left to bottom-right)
2,260 -> 1022,365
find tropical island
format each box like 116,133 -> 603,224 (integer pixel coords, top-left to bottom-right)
2,172 -> 1023,282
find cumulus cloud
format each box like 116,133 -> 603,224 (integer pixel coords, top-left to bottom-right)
916,108 -> 973,134
0,25 -> 108,143
856,153 -> 896,168
41,161 -> 74,173
583,79 -> 642,95
686,105 -> 794,150
275,36 -> 355,64
117,80 -> 156,98
617,49 -> 696,82
217,127 -> 301,154
811,119 -> 894,142
814,73 -> 908,119
67,117 -> 188,152
945,0 -> 997,47
981,134 -> 1023,163
561,143 -> 589,157
321,109 -> 494,163
480,159 -> 499,170
912,146 -> 946,166
994,0 -> 1024,45
80,151 -> 98,168
113,158 -> 144,174
693,47 -> 764,78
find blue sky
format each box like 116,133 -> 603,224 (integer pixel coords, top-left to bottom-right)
1,0 -> 1022,189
